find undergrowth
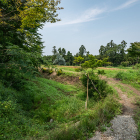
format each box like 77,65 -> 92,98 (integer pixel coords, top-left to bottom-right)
114,70 -> 140,89
134,97 -> 140,139
0,73 -> 121,140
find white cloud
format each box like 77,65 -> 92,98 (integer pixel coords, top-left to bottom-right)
113,0 -> 139,11
44,8 -> 106,27
43,0 -> 139,28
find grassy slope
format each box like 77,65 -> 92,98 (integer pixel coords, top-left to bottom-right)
1,72 -> 121,140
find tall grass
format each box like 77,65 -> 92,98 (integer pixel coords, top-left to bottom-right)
114,70 -> 140,89
0,75 -> 121,139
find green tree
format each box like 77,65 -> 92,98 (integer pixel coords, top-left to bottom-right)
74,56 -> 84,65
127,42 -> 140,63
81,55 -> 108,70
53,53 -> 66,65
62,48 -> 66,57
52,46 -> 57,55
79,45 -> 86,56
65,51 -> 73,66
99,45 -> 105,59
0,0 -> 62,88
58,47 -> 62,55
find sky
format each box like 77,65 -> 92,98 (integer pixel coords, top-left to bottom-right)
39,0 -> 140,56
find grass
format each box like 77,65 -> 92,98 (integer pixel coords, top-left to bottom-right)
0,71 -> 122,140
63,71 -> 81,77
58,67 -> 76,72
134,97 -> 140,139
114,70 -> 140,90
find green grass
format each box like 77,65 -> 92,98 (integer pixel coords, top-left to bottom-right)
59,67 -> 76,72
63,71 -> 81,77
114,70 -> 140,90
0,74 -> 121,140
134,97 -> 140,139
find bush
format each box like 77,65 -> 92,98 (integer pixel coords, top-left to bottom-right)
42,68 -> 53,74
114,72 -> 124,80
114,71 -> 140,82
75,68 -> 83,72
134,63 -> 140,69
121,61 -> 130,67
81,72 -> 113,100
98,70 -> 106,75
55,68 -> 63,76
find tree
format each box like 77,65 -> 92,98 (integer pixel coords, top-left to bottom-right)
62,48 -> 66,57
127,42 -> 140,63
65,51 -> 73,66
119,40 -> 127,61
98,40 -> 127,66
53,53 -> 66,65
58,47 -> 62,55
99,45 -> 105,59
79,45 -> 86,56
0,0 -> 62,88
73,56 -> 84,65
0,0 -> 62,30
81,55 -> 108,70
52,46 -> 57,55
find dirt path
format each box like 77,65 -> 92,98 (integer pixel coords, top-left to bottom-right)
89,76 -> 139,140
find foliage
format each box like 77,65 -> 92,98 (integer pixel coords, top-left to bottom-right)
55,68 -> 63,76
0,70 -> 121,140
81,72 -> 113,100
74,56 -> 84,65
0,0 -> 62,30
65,51 -> 74,66
75,68 -> 83,72
98,70 -> 106,75
79,45 -> 86,56
114,70 -> 140,83
42,68 -> 53,74
133,63 -> 140,69
121,61 -> 130,67
134,98 -> 140,139
51,95 -> 121,140
127,42 -> 140,57
53,53 -> 66,65
0,45 -> 43,89
81,55 -> 108,70
0,0 -> 62,90
62,48 -> 66,57
99,40 -> 127,66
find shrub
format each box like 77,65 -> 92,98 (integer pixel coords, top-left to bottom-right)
98,70 -> 106,75
134,63 -> 140,69
55,68 -> 63,76
80,72 -> 113,100
121,61 -> 130,67
114,72 -> 124,80
42,68 -> 53,74
75,68 -> 83,72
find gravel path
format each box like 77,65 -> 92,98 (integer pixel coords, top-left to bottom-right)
89,76 -> 138,140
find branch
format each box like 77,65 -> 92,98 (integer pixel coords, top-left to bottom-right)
85,73 -> 101,97
90,79 -> 101,97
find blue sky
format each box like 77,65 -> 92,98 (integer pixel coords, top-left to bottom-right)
39,0 -> 140,56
